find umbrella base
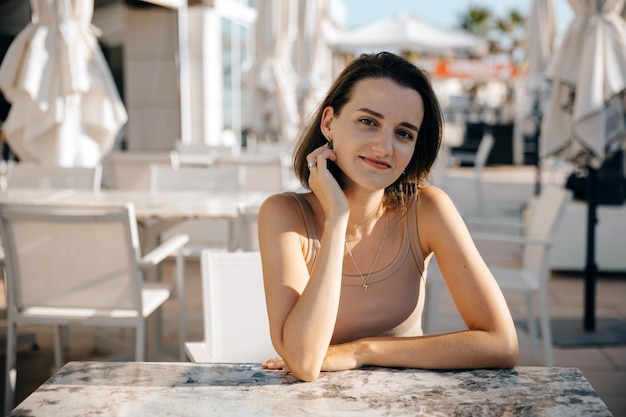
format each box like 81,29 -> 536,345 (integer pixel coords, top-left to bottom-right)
552,318 -> 626,347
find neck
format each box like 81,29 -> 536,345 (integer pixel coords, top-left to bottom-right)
345,189 -> 386,241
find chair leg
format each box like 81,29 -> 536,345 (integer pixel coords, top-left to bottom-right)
176,250 -> 187,361
4,320 -> 17,416
525,293 -> 539,361
60,325 -> 70,351
475,178 -> 486,216
538,289 -> 554,366
227,219 -> 237,252
136,322 -> 145,362
52,325 -> 64,372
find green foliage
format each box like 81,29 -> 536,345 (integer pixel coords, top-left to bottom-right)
457,5 -> 526,57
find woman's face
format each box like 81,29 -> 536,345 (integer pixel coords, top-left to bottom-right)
321,77 -> 424,192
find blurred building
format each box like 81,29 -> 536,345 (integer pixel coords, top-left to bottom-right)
91,0 -> 258,152
90,0 -> 345,152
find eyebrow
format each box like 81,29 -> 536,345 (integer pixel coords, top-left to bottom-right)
357,108 -> 420,133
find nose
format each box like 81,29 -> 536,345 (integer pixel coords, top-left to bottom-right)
372,129 -> 393,156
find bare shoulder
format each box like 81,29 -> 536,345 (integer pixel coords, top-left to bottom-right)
416,185 -> 457,215
260,192 -> 298,214
416,185 -> 465,252
258,192 -> 313,234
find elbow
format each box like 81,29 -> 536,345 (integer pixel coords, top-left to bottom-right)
494,333 -> 519,369
281,352 -> 324,382
291,367 -> 321,382
495,347 -> 519,369
277,347 -> 323,382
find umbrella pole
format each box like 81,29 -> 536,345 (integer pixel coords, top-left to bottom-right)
532,98 -> 542,196
583,165 -> 598,331
552,163 -> 626,347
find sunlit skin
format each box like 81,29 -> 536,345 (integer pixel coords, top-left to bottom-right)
258,77 -> 518,381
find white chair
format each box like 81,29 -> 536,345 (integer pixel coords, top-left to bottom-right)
150,165 -> 243,253
149,165 -> 242,193
104,151 -> 176,190
172,142 -> 231,167
253,142 -> 300,191
1,162 -> 103,354
175,141 -> 236,157
425,185 -> 573,366
5,161 -> 102,191
214,153 -> 286,193
185,250 -> 277,363
237,207 -> 261,252
0,202 -> 189,415
447,130 -> 495,216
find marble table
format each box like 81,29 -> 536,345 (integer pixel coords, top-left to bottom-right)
9,362 -> 612,416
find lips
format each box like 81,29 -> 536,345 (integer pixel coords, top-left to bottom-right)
361,156 -> 391,169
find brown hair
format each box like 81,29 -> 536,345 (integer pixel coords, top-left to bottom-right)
293,52 -> 443,209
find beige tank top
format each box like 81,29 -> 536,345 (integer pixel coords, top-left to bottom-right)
285,192 -> 428,345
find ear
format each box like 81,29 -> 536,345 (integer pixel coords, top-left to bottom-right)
320,106 -> 334,140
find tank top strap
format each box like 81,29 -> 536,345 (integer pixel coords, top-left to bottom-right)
284,192 -> 319,268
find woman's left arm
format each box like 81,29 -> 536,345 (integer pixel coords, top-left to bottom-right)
319,186 -> 519,372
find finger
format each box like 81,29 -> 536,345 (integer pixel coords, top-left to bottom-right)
307,148 -> 334,167
261,358 -> 286,369
308,142 -> 333,160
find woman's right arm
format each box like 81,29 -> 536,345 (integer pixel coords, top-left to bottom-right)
258,193 -> 348,381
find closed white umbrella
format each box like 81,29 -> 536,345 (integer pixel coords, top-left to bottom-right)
541,0 -> 626,165
243,0 -> 300,143
0,0 -> 127,167
294,0 -> 333,122
525,0 -> 557,94
523,0 -> 557,194
540,0 -> 626,345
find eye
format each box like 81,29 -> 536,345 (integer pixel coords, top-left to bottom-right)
359,117 -> 377,127
396,129 -> 414,140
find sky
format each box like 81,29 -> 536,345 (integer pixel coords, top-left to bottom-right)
340,0 -> 574,34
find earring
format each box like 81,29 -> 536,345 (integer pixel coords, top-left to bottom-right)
327,140 -> 333,149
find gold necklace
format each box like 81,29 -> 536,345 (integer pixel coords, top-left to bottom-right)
344,212 -> 389,291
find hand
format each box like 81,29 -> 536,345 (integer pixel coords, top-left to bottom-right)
306,142 -> 349,219
262,357 -> 290,372
319,343 -> 363,372
261,344 -> 362,375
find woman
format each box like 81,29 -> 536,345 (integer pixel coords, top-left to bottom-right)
258,52 -> 518,381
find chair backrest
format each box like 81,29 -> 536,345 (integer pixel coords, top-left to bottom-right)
150,165 -> 242,192
247,143 -> 298,191
254,142 -> 295,157
215,155 -> 284,192
172,142 -> 223,167
170,151 -> 216,167
200,250 -> 276,362
0,203 -> 143,314
5,162 -> 102,191
474,130 -> 495,175
522,185 -> 573,278
473,131 -> 495,215
175,142 -> 235,154
104,152 -> 175,190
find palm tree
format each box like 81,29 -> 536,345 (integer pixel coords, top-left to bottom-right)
494,9 -> 526,60
457,6 -> 525,58
459,6 -> 492,38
